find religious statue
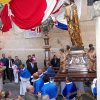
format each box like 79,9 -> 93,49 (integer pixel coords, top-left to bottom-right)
65,0 -> 83,48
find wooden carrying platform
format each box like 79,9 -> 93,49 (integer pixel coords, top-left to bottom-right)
53,67 -> 96,82
53,49 -> 96,82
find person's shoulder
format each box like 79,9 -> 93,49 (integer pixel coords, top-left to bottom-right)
50,81 -> 57,86
25,92 -> 38,99
25,92 -> 28,96
6,58 -> 9,60
71,82 -> 76,85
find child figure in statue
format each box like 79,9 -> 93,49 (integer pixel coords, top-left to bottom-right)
87,46 -> 96,71
65,45 -> 71,69
59,49 -> 66,72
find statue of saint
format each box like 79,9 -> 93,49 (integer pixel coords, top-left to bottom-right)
65,0 -> 83,48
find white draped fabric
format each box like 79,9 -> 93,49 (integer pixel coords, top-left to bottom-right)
42,0 -> 57,22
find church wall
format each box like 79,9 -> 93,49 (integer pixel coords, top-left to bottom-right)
0,0 -> 96,67
80,20 -> 96,47
0,30 -> 45,67
0,20 -> 96,67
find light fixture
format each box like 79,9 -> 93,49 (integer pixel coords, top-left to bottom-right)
40,16 -> 54,65
40,16 -> 54,33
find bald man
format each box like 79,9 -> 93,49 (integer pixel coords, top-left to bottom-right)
25,85 -> 41,100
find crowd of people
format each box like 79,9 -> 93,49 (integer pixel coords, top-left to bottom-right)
0,44 -> 97,100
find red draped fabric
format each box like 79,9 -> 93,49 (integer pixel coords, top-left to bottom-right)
1,0 -> 47,32
1,4 -> 12,32
10,0 -> 47,29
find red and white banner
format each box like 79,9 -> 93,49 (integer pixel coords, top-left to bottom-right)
0,0 -> 82,33
1,0 -> 58,32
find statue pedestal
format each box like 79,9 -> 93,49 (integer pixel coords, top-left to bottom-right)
68,50 -> 88,72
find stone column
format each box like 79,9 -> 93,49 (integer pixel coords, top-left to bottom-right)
92,1 -> 100,99
40,16 -> 54,66
96,17 -> 100,100
43,32 -> 51,64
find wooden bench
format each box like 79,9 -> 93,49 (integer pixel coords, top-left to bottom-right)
54,70 -> 96,82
